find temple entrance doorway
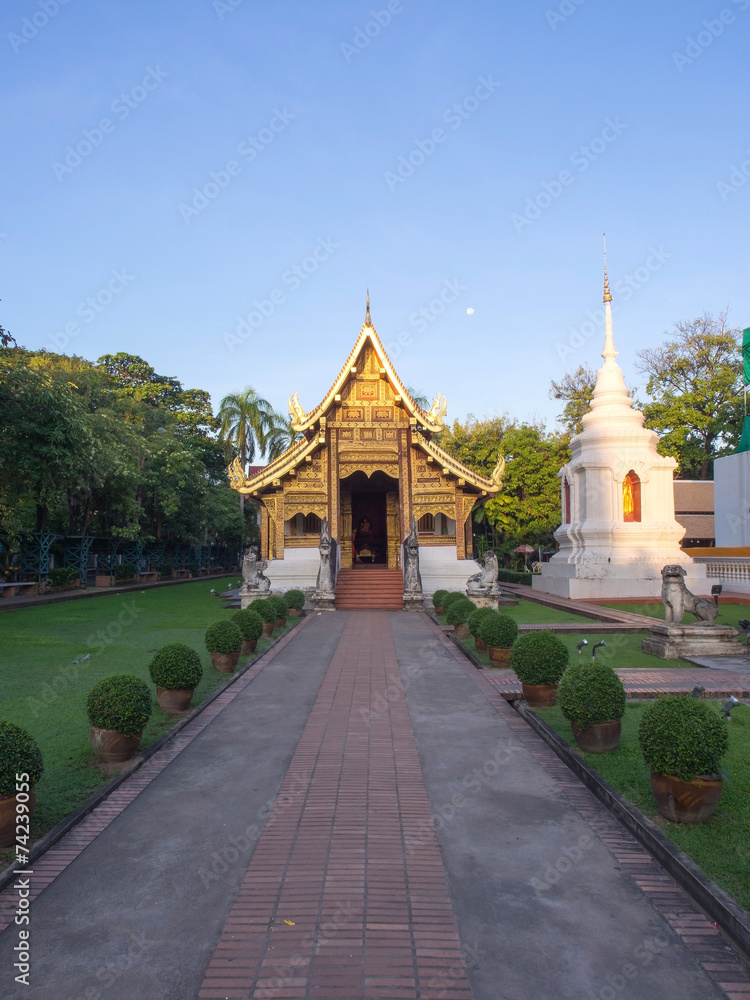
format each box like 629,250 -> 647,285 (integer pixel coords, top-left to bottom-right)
340,470 -> 400,570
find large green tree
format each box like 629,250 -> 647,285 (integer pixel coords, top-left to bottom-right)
634,313 -> 743,479
549,364 -> 597,436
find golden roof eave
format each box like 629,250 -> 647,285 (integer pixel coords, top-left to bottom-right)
227,435 -> 320,495
414,432 -> 505,494
289,322 -> 446,434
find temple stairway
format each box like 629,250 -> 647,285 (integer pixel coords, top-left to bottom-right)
334,567 -> 404,609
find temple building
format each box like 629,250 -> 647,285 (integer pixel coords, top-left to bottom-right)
228,298 -> 504,595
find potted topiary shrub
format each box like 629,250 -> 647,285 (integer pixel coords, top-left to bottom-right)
510,630 -> 569,707
432,590 -> 449,616
446,598 -> 476,638
284,589 -> 306,618
232,609 -> 264,655
557,662 -> 626,752
441,592 -> 465,614
638,696 -> 729,824
468,606 -> 495,652
478,612 -> 519,664
86,675 -> 152,762
0,722 -> 44,848
205,620 -> 243,673
252,598 -> 277,638
267,595 -> 288,629
148,643 -> 203,714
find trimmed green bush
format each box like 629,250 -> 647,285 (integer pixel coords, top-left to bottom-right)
148,643 -> 203,690
86,675 -> 152,736
478,612 -> 519,648
558,663 -> 626,730
510,630 -> 569,685
284,589 -> 306,611
251,598 -> 277,624
441,591 -> 466,610
446,598 -> 475,627
432,589 -> 449,610
114,563 -> 136,582
267,595 -> 288,620
497,569 -> 533,586
47,567 -> 78,588
204,620 -> 243,655
638,696 -> 729,781
467,605 -> 495,637
232,609 -> 264,642
0,721 -> 44,797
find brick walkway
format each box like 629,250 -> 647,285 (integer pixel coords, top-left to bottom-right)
199,613 -> 471,1000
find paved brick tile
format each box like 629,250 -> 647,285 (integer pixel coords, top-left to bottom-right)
198,612 -> 472,999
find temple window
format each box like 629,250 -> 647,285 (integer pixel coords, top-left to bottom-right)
418,513 -> 435,533
623,471 -> 642,523
304,513 -> 322,533
563,478 -> 571,524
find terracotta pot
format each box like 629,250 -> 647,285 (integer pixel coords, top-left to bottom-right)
521,682 -> 558,707
434,606 -> 444,616
572,719 -> 621,753
156,686 -> 194,714
0,789 -> 36,849
90,727 -> 143,763
474,637 -> 488,653
262,622 -> 274,638
650,772 -> 723,824
241,639 -> 258,656
454,624 -> 470,638
210,651 -> 240,673
488,646 -> 511,666
275,617 -> 287,629
287,608 -> 301,618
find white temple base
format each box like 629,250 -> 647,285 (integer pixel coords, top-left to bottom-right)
419,547 -> 481,597
534,558 -> 709,601
264,549 -> 320,594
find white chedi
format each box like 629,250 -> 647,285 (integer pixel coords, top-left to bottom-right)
534,262 -> 707,600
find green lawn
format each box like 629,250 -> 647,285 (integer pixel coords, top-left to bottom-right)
0,578 -> 292,857
603,601 -> 750,629
536,702 -> 750,912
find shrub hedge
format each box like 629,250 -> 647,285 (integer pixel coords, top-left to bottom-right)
558,662 -> 626,730
0,721 -> 44,797
478,612 -> 519,649
86,675 -> 153,736
446,598 -> 476,626
638,696 -> 729,781
232,609 -> 264,642
251,599 -> 277,624
432,589 -> 449,610
148,643 -> 203,690
267,595 -> 288,620
510,630 -> 569,685
284,589 -> 306,611
467,605 -> 495,637
497,569 -> 533,586
204,620 -> 243,654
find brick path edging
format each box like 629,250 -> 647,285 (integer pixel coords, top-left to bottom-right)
516,701 -> 750,963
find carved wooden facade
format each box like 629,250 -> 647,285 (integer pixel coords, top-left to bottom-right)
228,316 -> 504,566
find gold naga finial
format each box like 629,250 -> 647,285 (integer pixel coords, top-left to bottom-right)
227,455 -> 248,492
603,233 -> 612,303
365,287 -> 372,326
427,392 -> 448,427
288,391 -> 306,428
491,454 -> 506,489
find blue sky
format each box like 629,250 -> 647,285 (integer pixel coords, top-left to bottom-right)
2,0 -> 748,432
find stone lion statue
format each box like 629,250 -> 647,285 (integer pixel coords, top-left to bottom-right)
661,565 -> 718,626
467,550 -> 499,595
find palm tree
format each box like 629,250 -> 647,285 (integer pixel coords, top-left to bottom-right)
218,387 -> 275,510
264,411 -> 302,462
405,386 -> 430,411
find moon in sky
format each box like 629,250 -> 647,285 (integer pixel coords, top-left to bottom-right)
466,307 -> 475,315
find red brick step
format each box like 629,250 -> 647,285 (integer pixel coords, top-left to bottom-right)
335,568 -> 404,609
